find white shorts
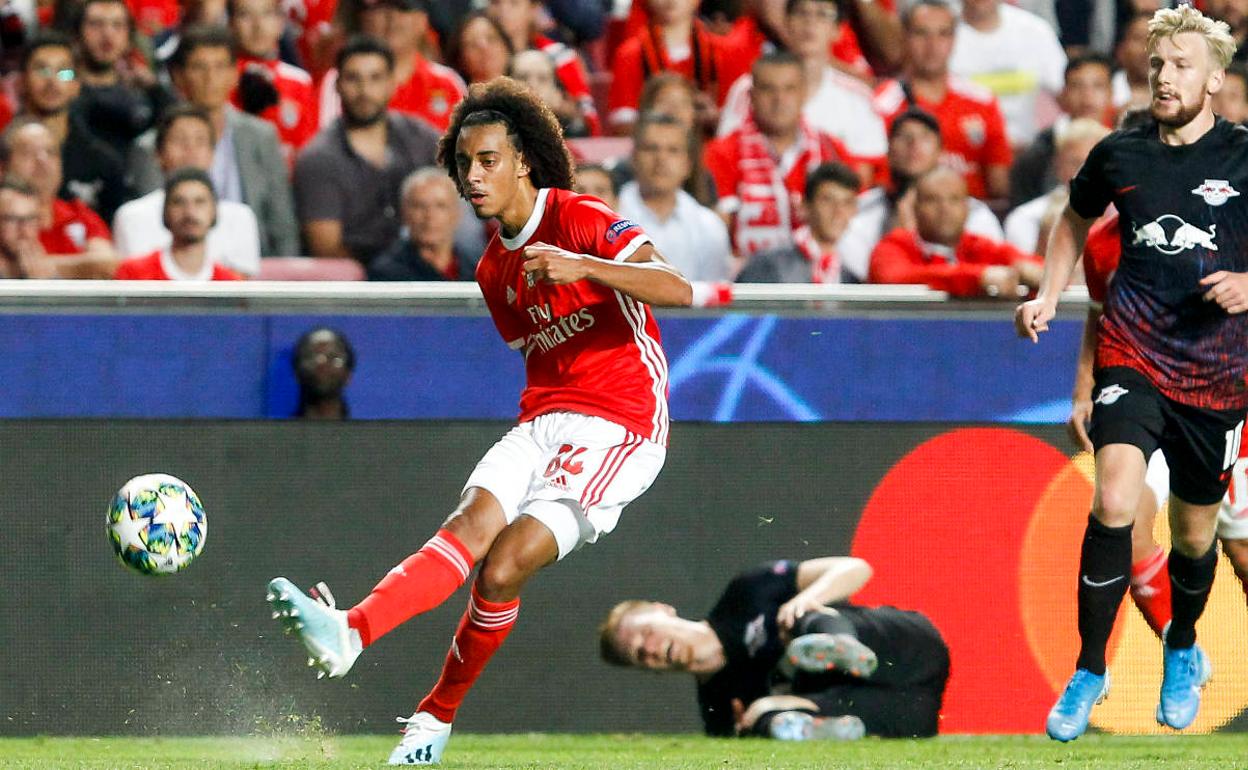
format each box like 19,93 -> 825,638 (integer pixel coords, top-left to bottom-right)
463,412 -> 666,560
1140,451 -> 1248,540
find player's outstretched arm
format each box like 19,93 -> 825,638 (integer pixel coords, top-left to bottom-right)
1015,203 -> 1094,342
775,557 -> 873,634
522,242 -> 693,307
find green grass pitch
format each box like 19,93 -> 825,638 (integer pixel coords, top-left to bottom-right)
3,734 -> 1247,769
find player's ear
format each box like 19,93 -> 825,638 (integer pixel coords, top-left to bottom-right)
517,153 -> 530,178
1209,68 -> 1226,96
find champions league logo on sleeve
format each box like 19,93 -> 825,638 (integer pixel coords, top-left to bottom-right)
605,220 -> 638,243
1192,179 -> 1240,206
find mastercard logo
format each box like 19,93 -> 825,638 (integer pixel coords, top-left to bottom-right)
850,427 -> 1248,734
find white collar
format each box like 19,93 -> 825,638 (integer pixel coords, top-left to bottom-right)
159,247 -> 214,281
500,188 -> 550,250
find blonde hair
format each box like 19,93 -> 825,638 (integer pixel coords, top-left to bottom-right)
597,600 -> 655,667
1147,6 -> 1237,70
1056,117 -> 1111,150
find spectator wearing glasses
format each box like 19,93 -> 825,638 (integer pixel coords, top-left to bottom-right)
0,178 -> 54,279
15,30 -> 130,221
0,119 -> 119,277
292,327 -> 355,420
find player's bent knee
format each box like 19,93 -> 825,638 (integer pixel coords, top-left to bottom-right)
1170,529 -> 1216,558
475,556 -> 534,600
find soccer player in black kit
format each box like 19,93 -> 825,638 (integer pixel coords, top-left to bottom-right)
599,557 -> 950,740
1017,6 -> 1248,742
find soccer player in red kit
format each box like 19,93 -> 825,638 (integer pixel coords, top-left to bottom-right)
266,77 -> 692,766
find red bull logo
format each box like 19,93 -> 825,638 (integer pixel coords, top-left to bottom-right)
1192,179 -> 1240,207
1131,215 -> 1217,255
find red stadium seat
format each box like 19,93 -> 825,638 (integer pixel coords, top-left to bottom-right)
256,257 -> 366,281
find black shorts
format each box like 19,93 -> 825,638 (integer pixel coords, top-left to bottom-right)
1089,366 -> 1246,505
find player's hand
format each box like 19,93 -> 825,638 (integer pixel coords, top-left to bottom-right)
776,595 -> 825,640
1015,297 -> 1057,342
1200,271 -> 1248,314
1067,398 -> 1094,454
522,242 -> 591,286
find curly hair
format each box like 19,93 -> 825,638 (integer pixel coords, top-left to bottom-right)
437,77 -> 575,197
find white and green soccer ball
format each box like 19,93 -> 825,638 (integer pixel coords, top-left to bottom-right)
107,474 -> 207,576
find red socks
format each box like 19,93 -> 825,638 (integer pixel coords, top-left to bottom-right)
417,584 -> 520,723
347,529 -> 474,647
1129,545 -> 1172,638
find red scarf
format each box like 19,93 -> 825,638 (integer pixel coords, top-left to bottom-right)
792,226 -> 839,284
731,116 -> 832,256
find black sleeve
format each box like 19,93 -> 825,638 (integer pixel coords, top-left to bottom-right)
1067,134 -> 1114,220
698,678 -> 737,737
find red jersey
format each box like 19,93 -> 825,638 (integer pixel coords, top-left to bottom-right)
533,34 -> 602,136
476,188 -> 670,445
1082,210 -> 1121,304
868,228 -> 1038,296
607,20 -> 751,128
41,198 -> 110,255
233,57 -> 319,161
114,250 -> 243,281
318,54 -> 466,133
703,120 -> 854,256
873,77 -> 1013,200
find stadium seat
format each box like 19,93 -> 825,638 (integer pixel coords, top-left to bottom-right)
567,137 -> 632,165
256,257 -> 366,281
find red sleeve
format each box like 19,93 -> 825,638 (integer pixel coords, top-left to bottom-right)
960,234 -> 1035,267
868,229 -> 986,297
213,266 -> 245,281
1082,213 -> 1121,303
560,195 -> 652,262
982,100 -> 1013,167
712,34 -> 755,105
113,254 -> 156,280
702,136 -> 741,211
607,38 -> 645,122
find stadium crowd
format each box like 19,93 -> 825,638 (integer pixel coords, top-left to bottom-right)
0,0 -> 1241,294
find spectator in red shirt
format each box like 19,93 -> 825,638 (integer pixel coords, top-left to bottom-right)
868,166 -> 1040,297
703,51 -> 854,258
872,0 -> 1011,201
485,0 -> 601,135
115,168 -> 244,281
607,0 -> 751,135
0,119 -> 118,277
230,0 -> 319,161
319,0 -> 466,132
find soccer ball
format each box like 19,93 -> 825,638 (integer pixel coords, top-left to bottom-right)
107,474 -> 207,576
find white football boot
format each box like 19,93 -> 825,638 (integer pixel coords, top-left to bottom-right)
265,577 -> 362,678
388,712 -> 453,765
